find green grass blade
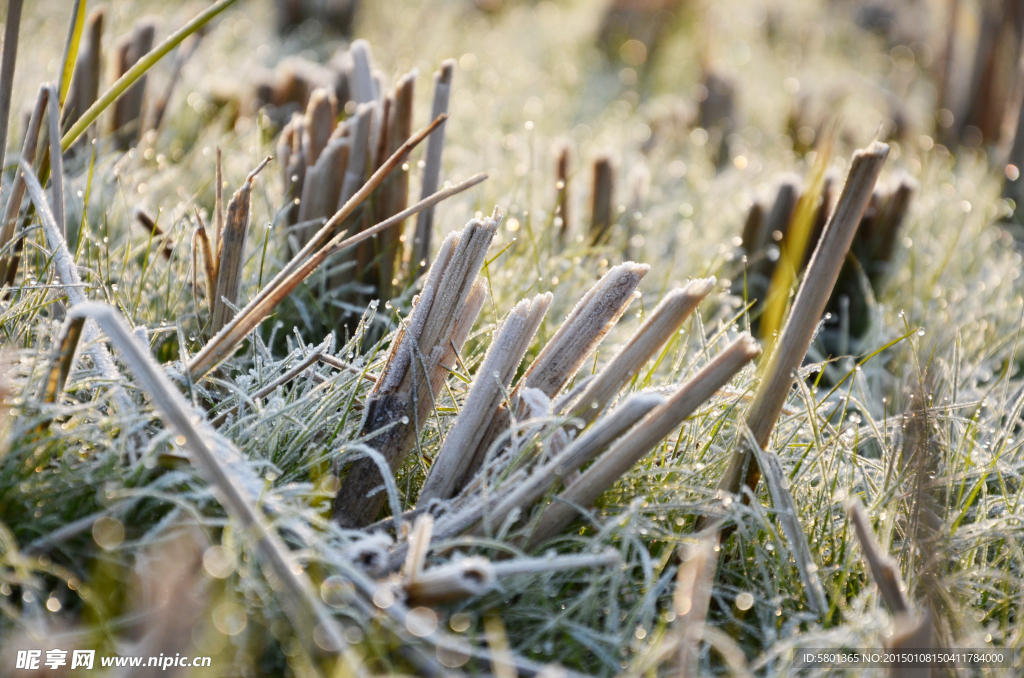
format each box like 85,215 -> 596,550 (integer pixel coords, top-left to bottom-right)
61,0 -> 243,151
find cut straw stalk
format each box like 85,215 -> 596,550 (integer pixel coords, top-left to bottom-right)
527,334 -> 761,548
191,170 -> 485,380
715,141 -> 889,500
185,114 -> 452,379
111,19 -> 156,148
373,71 -> 415,300
404,557 -> 494,606
62,0 -> 244,151
458,262 -> 650,485
412,60 -> 454,275
333,214 -> 499,527
457,391 -> 666,539
303,87 -> 336,169
569,277 -> 715,425
555,141 -> 571,244
404,550 -> 617,606
63,302 -> 348,662
20,160 -> 131,413
210,157 -> 271,333
417,292 -> 553,505
590,154 -> 615,245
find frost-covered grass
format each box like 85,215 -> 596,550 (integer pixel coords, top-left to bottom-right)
0,0 -> 1022,676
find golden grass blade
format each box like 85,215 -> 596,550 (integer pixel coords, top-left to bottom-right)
716,141 -> 889,500
60,7 -> 104,133
760,123 -> 835,339
56,0 -> 86,108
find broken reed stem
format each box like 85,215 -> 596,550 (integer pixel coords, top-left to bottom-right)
374,71 -> 415,300
417,292 -> 553,505
110,19 -> 156,148
847,500 -> 911,616
569,277 -> 715,425
215,147 -> 224,245
64,302 -> 348,662
192,209 -> 217,306
62,0 -> 244,151
590,155 -> 614,245
43,85 -> 66,240
412,60 -> 455,277
522,262 -> 648,398
0,0 -> 24,197
716,141 -> 889,499
403,513 -> 434,583
527,334 -> 760,548
20,159 -> 134,414
186,114 -> 450,380
460,391 -> 665,539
